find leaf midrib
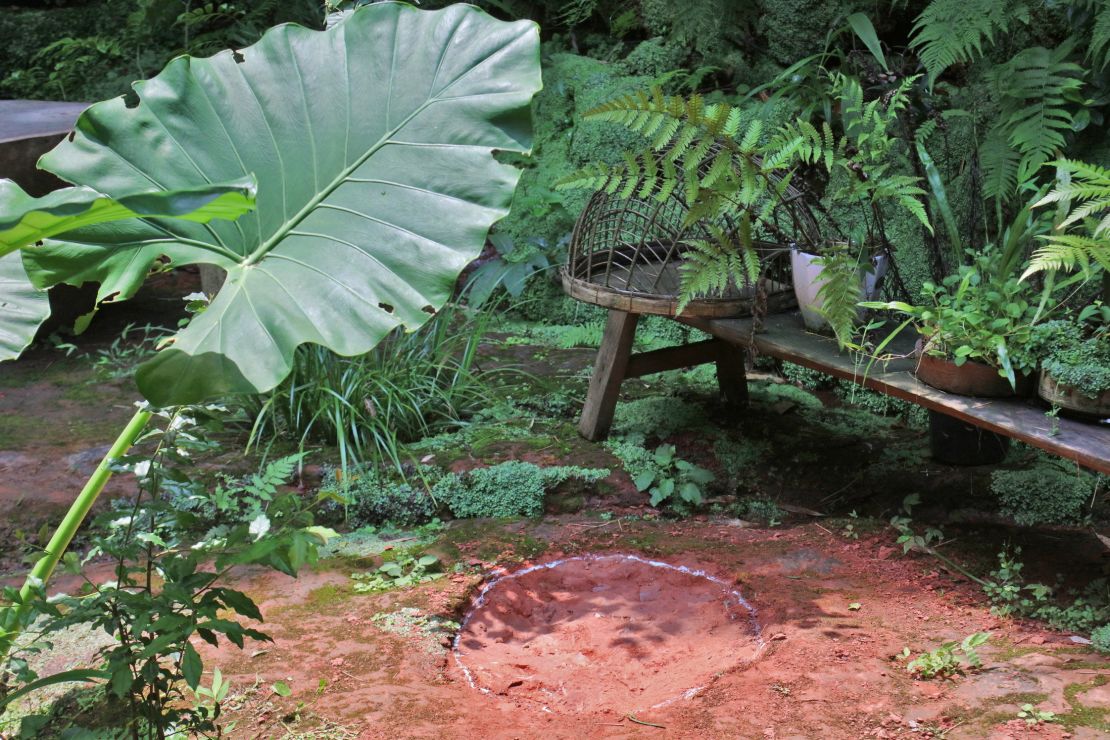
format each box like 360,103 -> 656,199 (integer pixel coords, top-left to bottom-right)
241,99 -> 433,268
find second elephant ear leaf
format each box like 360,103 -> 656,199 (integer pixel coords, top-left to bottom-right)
0,178 -> 256,362
27,2 -> 542,406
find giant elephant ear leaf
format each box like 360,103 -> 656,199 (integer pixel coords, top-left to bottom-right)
0,178 -> 256,361
27,2 -> 542,406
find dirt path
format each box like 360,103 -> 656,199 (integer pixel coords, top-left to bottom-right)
192,518 -> 1110,739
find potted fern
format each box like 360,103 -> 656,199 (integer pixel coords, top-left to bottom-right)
557,74 -> 930,337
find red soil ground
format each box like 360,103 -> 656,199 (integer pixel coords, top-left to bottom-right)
191,518 -> 1110,739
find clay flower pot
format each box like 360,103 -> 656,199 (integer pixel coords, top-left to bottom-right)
1038,371 -> 1110,420
915,341 -> 1034,398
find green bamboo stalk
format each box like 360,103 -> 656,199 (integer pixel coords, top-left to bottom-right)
1,408 -> 152,656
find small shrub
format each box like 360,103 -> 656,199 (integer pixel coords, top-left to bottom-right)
1091,624 -> 1110,654
990,461 -> 1094,526
739,497 -> 784,526
436,461 -> 609,519
632,444 -> 715,507
713,435 -> 769,484
781,362 -> 838,390
319,465 -> 440,528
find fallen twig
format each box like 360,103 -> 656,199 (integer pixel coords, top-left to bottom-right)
627,714 -> 665,728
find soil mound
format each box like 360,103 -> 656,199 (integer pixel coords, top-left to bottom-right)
454,554 -> 762,714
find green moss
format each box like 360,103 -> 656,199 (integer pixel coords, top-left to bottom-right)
1059,676 -> 1110,731
611,395 -> 709,439
713,435 -> 770,483
441,520 -> 548,562
750,381 -> 825,410
757,0 -> 853,67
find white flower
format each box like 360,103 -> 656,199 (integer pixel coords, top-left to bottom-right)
248,513 -> 271,541
133,460 -> 151,478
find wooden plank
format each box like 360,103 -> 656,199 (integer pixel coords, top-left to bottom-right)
625,339 -> 722,378
682,312 -> 1110,475
578,310 -> 639,441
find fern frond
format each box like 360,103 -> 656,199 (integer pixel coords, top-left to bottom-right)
980,128 -> 1022,202
1024,234 -> 1110,278
1090,1 -> 1110,71
994,43 -> 1085,184
1035,159 -> 1110,233
676,222 -> 757,314
910,0 -> 1026,83
815,251 -> 864,348
1025,157 -> 1110,278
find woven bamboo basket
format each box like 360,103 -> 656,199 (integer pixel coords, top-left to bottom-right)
561,153 -> 820,318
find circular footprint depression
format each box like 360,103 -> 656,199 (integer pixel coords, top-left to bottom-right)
454,554 -> 763,714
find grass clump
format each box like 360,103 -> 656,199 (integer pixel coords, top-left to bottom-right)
435,460 -> 609,518
245,306 -> 494,471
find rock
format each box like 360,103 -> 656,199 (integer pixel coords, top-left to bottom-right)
65,444 -> 112,475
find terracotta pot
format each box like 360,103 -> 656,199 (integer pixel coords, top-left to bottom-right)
915,342 -> 1034,397
1038,371 -> 1110,420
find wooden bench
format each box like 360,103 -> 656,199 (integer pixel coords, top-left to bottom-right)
578,309 -> 1110,476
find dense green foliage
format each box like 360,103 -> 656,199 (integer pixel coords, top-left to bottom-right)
0,0 -> 323,101
320,465 -> 440,528
22,3 -> 541,406
990,460 -> 1095,526
436,461 -> 609,518
1033,316 -> 1110,396
5,409 -> 333,738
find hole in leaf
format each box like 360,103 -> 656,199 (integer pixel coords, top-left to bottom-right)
123,92 -> 140,109
421,305 -> 436,315
232,50 -> 245,63
378,302 -> 394,314
67,131 -> 76,142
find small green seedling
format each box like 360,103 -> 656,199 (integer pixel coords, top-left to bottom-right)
352,552 -> 444,593
191,668 -> 231,711
904,632 -> 990,678
841,510 -> 860,539
634,444 -> 714,507
1017,703 -> 1056,726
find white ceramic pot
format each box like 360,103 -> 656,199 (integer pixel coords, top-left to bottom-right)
790,249 -> 828,331
790,248 -> 887,332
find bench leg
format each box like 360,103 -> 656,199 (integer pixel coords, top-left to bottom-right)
578,310 -> 639,441
716,343 -> 749,407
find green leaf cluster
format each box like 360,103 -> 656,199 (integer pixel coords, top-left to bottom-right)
631,444 -> 715,507
2,407 -> 334,736
434,461 -> 610,519
319,464 -> 440,529
904,632 -> 990,679
351,552 -> 443,593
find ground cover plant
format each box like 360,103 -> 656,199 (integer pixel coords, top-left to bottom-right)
3,0 -> 1110,737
